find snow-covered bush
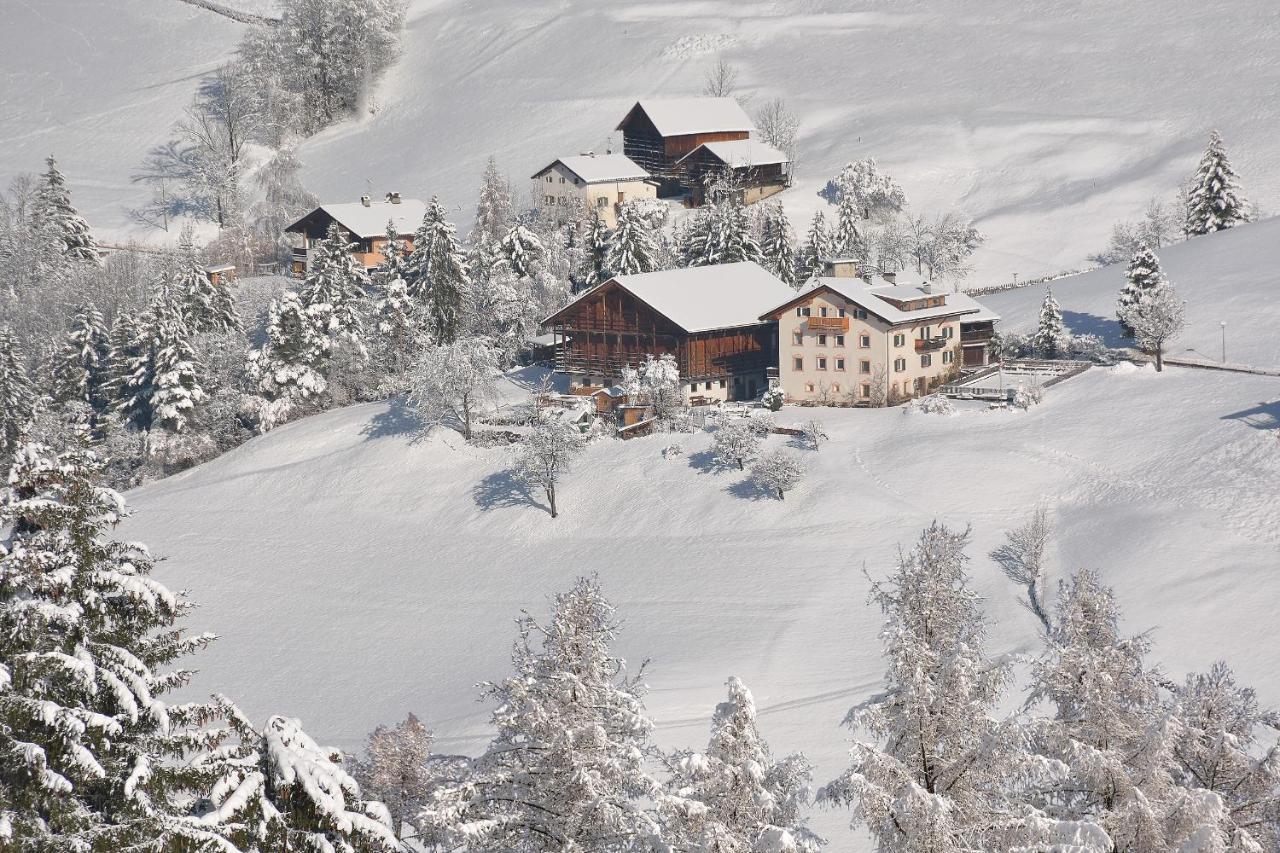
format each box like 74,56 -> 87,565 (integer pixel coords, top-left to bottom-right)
749,410 -> 776,436
750,450 -> 805,500
906,393 -> 956,415
713,420 -> 762,471
662,442 -> 684,459
1010,387 -> 1044,410
762,387 -> 784,411
801,419 -> 828,451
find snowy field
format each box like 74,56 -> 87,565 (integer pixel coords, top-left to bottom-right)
121,362 -> 1280,844
982,217 -> 1280,368
4,0 -> 1279,280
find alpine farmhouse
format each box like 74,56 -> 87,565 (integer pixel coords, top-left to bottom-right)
284,193 -> 424,277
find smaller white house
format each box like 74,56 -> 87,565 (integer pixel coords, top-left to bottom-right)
530,153 -> 657,227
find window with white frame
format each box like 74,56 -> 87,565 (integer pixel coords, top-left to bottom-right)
817,357 -> 827,370
860,360 -> 871,374
792,331 -> 803,345
942,351 -> 953,364
859,334 -> 871,348
835,334 -> 845,346
894,357 -> 906,372
817,334 -> 827,346
893,333 -> 905,347
819,306 -> 829,317
794,356 -> 804,371
942,325 -> 954,339
597,197 -> 608,208
835,358 -> 846,371
861,384 -> 871,398
797,306 -> 811,317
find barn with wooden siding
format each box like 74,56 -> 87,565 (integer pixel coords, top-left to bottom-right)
676,139 -> 792,206
615,98 -> 753,195
542,262 -> 794,402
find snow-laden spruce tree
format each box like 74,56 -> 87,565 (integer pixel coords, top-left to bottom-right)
407,196 -> 472,344
1118,281 -> 1185,371
470,266 -> 541,367
420,576 -> 664,849
621,352 -> 684,423
1024,569 -> 1207,851
499,222 -> 546,280
0,438 -> 224,848
1032,288 -> 1071,359
31,156 -> 98,267
513,417 -> 586,519
990,506 -> 1053,632
49,304 -> 110,411
470,156 -> 515,253
174,234 -> 239,334
1171,662 -> 1280,850
190,695 -> 401,851
1185,131 -> 1248,236
1117,245 -> 1168,337
246,290 -> 328,424
299,222 -> 370,357
114,299 -> 206,435
833,191 -> 866,260
372,281 -> 420,389
101,312 -> 144,410
682,176 -> 762,267
713,419 -> 761,471
0,329 -> 36,466
759,202 -> 798,288
607,201 -> 662,276
579,206 -> 612,287
821,523 -> 1074,851
751,449 -> 805,500
351,712 -> 437,840
797,210 -> 834,283
662,676 -> 823,851
408,336 -> 500,441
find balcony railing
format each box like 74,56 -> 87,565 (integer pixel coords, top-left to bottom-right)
291,248 -> 307,261
807,316 -> 850,332
915,336 -> 948,352
961,329 -> 993,343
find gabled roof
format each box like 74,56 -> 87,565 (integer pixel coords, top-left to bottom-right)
284,198 -> 427,239
545,262 -> 793,334
616,97 -> 753,138
680,139 -> 789,169
761,278 -> 989,326
532,153 -> 650,184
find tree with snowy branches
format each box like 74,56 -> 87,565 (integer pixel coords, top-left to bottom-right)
682,177 -> 761,268
750,449 -> 805,500
578,207 -> 612,288
407,196 -> 471,345
299,222 -> 370,357
1117,244 -> 1168,337
1033,288 -> 1070,359
713,419 -> 761,471
0,438 -> 224,849
498,222 -> 546,280
662,676 -> 824,851
419,576 -> 664,849
820,523 -> 1076,851
1118,281 -> 1185,371
31,156 -> 98,267
246,290 -> 328,423
759,202 -> 798,288
621,353 -> 684,423
606,201 -> 662,276
822,159 -> 908,221
512,417 -> 586,519
797,210 -> 834,283
833,191 -> 866,260
1185,130 -> 1248,236
407,336 -> 500,441
0,329 -> 36,466
49,304 -> 110,412
371,251 -> 421,387
114,301 -> 206,435
174,231 -> 239,334
101,312 -> 145,411
351,712 -> 437,840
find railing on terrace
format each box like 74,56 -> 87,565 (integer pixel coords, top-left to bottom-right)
960,329 -> 993,343
915,337 -> 948,352
807,316 -> 850,332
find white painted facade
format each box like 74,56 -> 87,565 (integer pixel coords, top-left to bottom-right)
532,160 -> 657,227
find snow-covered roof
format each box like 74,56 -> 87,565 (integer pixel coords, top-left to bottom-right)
285,198 -> 427,239
619,97 -> 754,137
684,139 -> 789,168
546,262 -> 793,333
763,278 -> 987,326
592,385 -> 628,398
205,263 -> 235,273
534,153 -> 650,184
946,291 -> 1002,324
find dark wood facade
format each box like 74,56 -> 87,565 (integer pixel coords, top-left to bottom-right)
960,319 -> 997,367
679,147 -> 791,206
544,281 -> 776,398
616,104 -> 750,192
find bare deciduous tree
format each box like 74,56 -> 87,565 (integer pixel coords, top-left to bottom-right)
702,56 -> 739,98
990,506 -> 1053,632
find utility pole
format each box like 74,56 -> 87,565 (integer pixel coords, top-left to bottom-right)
1221,321 -> 1227,363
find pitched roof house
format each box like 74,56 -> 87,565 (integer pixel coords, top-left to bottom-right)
615,97 -> 754,189
675,139 -> 792,205
284,194 -> 425,277
530,153 -> 656,227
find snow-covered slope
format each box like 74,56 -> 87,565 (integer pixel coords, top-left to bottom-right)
3,0 -> 1278,280
982,217 -> 1280,368
121,362 -> 1280,843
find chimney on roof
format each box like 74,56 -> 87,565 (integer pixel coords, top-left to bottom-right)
921,282 -> 932,294
881,271 -> 897,284
819,257 -> 860,279
360,194 -> 371,207
386,191 -> 401,204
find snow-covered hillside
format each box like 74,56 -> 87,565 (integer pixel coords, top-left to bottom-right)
121,362 -> 1280,843
4,0 -> 1279,280
983,217 -> 1280,368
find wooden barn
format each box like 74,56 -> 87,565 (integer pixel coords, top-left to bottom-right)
284,193 -> 425,277
676,139 -> 792,206
542,262 -> 794,403
615,98 -> 753,194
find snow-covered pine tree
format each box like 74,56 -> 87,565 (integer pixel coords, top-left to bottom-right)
759,202 -> 798,288
371,227 -> 421,384
1171,662 -> 1280,850
299,222 -> 370,356
407,337 -> 499,441
512,418 -> 586,519
750,449 -> 805,500
101,312 -> 145,412
31,155 -> 98,267
1117,244 -> 1167,336
250,288 -> 327,395
351,712 -> 437,839
681,186 -> 762,268
252,146 -> 320,263
1118,280 -> 1185,371
470,266 -> 541,367
606,201 -> 661,276
1033,287 -> 1070,359
0,438 -> 222,848
49,304 -> 110,411
823,159 -> 908,221
0,328 -> 36,465
498,223 -> 545,280
420,576 -> 664,849
820,523 -> 1067,851
470,156 -> 514,251
146,314 -> 206,434
1185,130 -> 1248,236
578,206 -> 612,288
662,676 -> 824,851
713,420 -> 761,471
406,196 -> 471,344
1026,569 -> 1213,851
833,190 -> 866,260
797,210 -> 833,284
174,231 -> 240,334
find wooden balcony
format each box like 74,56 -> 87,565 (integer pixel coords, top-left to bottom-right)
915,336 -> 948,352
961,328 -> 993,343
807,316 -> 849,332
